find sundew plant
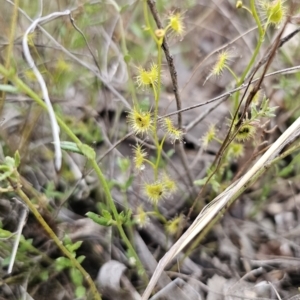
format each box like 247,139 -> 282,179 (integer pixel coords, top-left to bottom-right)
0,1 -> 300,300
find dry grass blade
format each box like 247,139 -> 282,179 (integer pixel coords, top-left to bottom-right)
142,115 -> 300,299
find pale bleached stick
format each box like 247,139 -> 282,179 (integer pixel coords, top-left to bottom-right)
142,115 -> 300,299
8,199 -> 29,274
22,11 -> 71,170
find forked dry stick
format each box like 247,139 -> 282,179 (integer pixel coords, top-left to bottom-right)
142,119 -> 300,299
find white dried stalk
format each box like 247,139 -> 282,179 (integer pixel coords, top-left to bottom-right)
22,11 -> 71,170
142,115 -> 300,300
8,200 -> 29,274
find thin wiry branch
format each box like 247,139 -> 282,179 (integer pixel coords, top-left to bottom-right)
146,0 -> 197,194
161,63 -> 300,121
68,13 -> 102,72
94,63 -> 300,164
146,0 -> 182,129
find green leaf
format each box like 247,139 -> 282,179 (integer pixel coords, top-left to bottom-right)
76,255 -> 86,264
124,53 -> 131,63
14,151 -> 20,168
75,286 -> 86,298
0,165 -> 11,172
117,157 -> 130,172
58,142 -> 96,160
0,228 -> 12,238
102,209 -> 113,220
58,141 -> 82,154
86,211 -> 114,226
166,149 -> 175,158
2,256 -> 11,267
66,241 -> 83,253
0,170 -> 13,182
0,84 -> 18,93
63,235 -> 72,246
124,175 -> 134,189
5,156 -> 15,167
55,257 -> 72,271
119,209 -> 132,225
40,270 -> 49,281
78,144 -> 96,160
70,267 -> 83,286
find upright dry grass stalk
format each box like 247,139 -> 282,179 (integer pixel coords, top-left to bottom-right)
142,115 -> 300,299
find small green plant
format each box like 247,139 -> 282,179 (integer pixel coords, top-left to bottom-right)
1,1 -> 300,299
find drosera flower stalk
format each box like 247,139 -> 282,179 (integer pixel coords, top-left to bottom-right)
166,11 -> 185,39
202,124 -> 217,149
161,117 -> 184,144
233,0 -> 264,109
228,142 -> 245,158
234,122 -> 257,142
127,107 -> 153,136
143,173 -> 178,204
136,63 -> 159,90
205,49 -> 238,84
161,172 -> 177,197
236,1 -> 253,15
133,144 -> 147,171
259,0 -> 287,28
134,205 -> 150,228
132,144 -> 156,171
144,180 -> 166,204
236,1 -> 243,8
165,214 -> 185,236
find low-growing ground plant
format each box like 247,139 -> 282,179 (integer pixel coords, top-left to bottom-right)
1,0 -> 300,299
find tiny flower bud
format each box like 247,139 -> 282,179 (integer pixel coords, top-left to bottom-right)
236,1 -> 243,8
155,29 -> 165,39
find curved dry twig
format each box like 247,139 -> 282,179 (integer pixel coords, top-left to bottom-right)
22,10 -> 72,170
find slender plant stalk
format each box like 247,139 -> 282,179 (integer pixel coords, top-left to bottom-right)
143,0 -> 165,180
90,159 -> 148,280
0,64 -> 147,283
15,187 -> 101,300
233,0 -> 264,109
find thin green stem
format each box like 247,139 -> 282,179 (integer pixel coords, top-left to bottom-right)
144,159 -> 156,169
155,134 -> 167,172
16,188 -> 101,300
0,64 -> 147,284
90,159 -> 148,281
146,211 -> 167,223
153,43 -> 163,179
225,66 -> 239,84
142,0 -> 165,181
250,0 -> 264,37
241,5 -> 253,16
0,67 -> 81,146
143,0 -> 159,44
233,0 -> 264,110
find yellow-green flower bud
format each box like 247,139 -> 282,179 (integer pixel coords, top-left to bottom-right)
236,1 -> 243,8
